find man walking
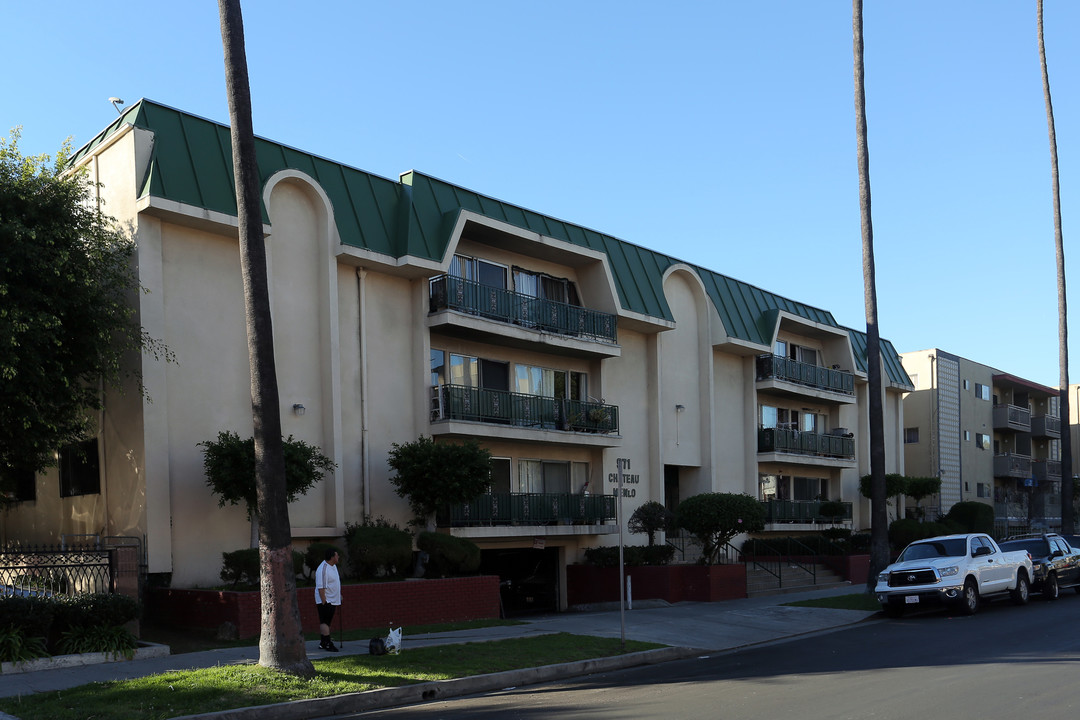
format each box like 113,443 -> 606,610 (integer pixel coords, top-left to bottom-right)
315,548 -> 341,651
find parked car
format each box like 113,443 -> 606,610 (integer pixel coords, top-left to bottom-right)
875,533 -> 1033,617
1000,533 -> 1080,600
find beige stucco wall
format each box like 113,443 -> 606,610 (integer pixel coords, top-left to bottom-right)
2,123 -> 913,589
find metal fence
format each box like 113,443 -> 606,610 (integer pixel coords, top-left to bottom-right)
0,537 -> 144,598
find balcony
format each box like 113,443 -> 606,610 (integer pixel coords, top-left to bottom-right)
429,276 -> 618,357
760,500 -> 853,525
431,385 -> 619,445
993,404 -> 1031,433
755,355 -> 856,403
437,492 -> 617,528
993,453 -> 1031,479
1031,415 -> 1061,438
1032,459 -> 1062,484
757,427 -> 856,467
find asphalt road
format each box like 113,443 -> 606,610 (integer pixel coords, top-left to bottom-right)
343,593 -> 1080,720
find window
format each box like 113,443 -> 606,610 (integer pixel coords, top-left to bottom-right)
490,458 -> 511,494
517,460 -> 587,494
514,364 -> 586,400
512,267 -> 579,305
450,254 -> 507,290
963,379 -> 970,391
975,433 -> 990,450
758,474 -> 826,502
1049,439 -> 1060,461
904,427 -> 920,444
977,483 -> 989,498
59,438 -> 100,498
964,430 -> 971,442
449,353 -> 478,387
430,349 -> 446,387
775,340 -> 817,366
974,383 -> 991,401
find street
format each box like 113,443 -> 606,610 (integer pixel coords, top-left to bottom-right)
345,595 -> 1080,719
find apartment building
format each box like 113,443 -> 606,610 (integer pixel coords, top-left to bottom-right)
901,350 -> 1063,529
1,100 -> 911,608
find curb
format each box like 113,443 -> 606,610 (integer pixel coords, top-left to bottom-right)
173,646 -> 700,720
0,642 -> 171,675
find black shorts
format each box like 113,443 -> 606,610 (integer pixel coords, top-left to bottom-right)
317,603 -> 337,626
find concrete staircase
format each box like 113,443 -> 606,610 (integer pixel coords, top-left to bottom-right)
746,562 -> 851,597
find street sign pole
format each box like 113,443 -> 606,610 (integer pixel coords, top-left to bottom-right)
617,457 -> 626,650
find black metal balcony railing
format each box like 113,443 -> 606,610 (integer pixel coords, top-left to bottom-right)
437,492 -> 617,527
760,500 -> 853,524
429,275 -> 618,344
755,355 -> 855,395
757,427 -> 855,459
432,384 -> 619,434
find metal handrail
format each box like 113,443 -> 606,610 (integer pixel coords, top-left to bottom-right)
432,384 -> 619,434
429,275 -> 618,343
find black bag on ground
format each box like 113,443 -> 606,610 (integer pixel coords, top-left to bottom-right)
369,637 -> 387,655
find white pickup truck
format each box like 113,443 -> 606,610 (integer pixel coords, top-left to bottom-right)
874,533 -> 1033,617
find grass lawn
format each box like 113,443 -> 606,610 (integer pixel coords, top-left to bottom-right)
0,633 -> 662,720
784,592 -> 883,612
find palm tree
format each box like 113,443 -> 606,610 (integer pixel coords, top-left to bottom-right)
853,0 -> 889,589
217,0 -> 314,676
1036,0 -> 1071,528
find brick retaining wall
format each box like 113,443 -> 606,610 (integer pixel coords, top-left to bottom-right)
147,575 -> 501,639
566,564 -> 747,605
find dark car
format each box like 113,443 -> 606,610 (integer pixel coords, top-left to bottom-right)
999,533 -> 1080,600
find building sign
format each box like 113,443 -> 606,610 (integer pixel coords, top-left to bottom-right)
608,457 -> 641,498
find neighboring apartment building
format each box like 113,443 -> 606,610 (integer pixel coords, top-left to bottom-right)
1,100 -> 912,608
901,350 -> 1063,529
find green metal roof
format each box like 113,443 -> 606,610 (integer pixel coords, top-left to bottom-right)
70,99 -> 912,388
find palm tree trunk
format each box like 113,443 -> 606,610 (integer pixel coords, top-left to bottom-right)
853,0 -> 889,589
218,0 -> 313,677
1038,0 -> 1073,534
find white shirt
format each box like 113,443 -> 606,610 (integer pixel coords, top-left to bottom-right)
315,560 -> 341,606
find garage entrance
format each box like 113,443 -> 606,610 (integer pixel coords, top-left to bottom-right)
480,547 -> 559,616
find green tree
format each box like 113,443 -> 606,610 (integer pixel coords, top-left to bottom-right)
852,0 -> 890,594
1038,0 -> 1073,534
387,436 -> 493,531
675,493 -> 765,565
199,431 -> 335,547
627,501 -> 673,546
0,130 -> 170,491
218,0 -> 311,676
904,476 -> 942,520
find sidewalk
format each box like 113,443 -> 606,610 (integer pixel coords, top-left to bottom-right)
0,585 -> 879,719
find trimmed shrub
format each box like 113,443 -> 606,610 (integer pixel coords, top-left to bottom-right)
944,501 -> 994,534
417,532 -> 481,577
219,549 -> 305,586
345,521 -> 413,578
583,545 -> 676,567
820,527 -> 852,541
0,595 -> 54,643
220,548 -> 260,587
303,542 -> 342,580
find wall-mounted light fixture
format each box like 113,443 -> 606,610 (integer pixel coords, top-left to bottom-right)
675,404 -> 685,412
292,403 -> 306,416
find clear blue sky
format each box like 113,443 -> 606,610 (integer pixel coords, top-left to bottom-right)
6,2 -> 1078,388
